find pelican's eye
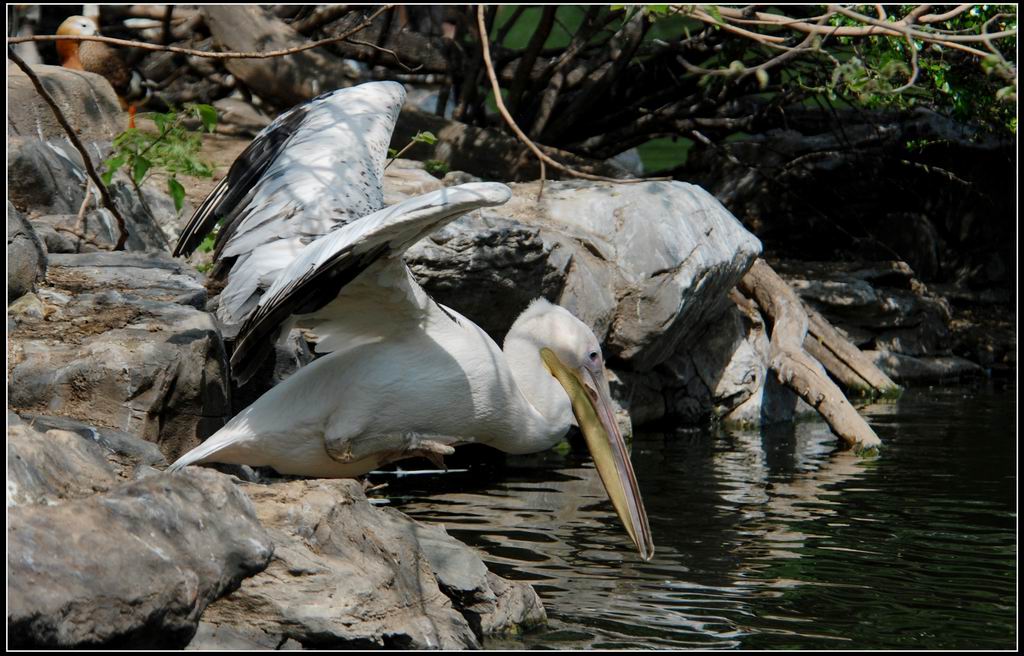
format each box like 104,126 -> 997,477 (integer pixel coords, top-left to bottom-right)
588,350 -> 600,364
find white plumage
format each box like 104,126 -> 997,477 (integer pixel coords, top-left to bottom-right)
169,82 -> 653,559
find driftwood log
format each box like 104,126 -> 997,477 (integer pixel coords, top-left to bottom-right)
738,259 -> 884,449
803,305 -> 901,396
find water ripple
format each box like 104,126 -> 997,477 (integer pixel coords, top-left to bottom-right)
386,382 -> 1016,649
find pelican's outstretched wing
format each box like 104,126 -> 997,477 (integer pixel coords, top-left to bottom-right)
230,182 -> 512,384
172,81 -> 407,333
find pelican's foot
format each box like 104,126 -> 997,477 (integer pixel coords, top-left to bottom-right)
361,477 -> 388,494
407,440 -> 455,470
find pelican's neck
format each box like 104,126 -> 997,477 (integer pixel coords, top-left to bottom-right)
498,332 -> 573,454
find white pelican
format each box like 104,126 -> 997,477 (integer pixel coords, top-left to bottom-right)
169,82 -> 653,559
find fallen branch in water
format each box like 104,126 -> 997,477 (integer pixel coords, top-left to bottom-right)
738,259 -> 883,449
803,305 -> 901,397
8,48 -> 129,250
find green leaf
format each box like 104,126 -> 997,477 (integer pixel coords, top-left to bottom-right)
197,232 -> 217,254
387,147 -> 398,158
102,154 -> 126,186
551,440 -> 571,456
132,156 -> 152,185
153,112 -> 169,134
168,177 -> 185,213
411,130 -> 437,145
705,5 -> 723,24
193,104 -> 218,133
423,159 -> 449,178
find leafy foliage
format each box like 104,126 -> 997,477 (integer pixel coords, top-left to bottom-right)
102,104 -> 219,213
819,5 -> 1017,131
423,159 -> 450,178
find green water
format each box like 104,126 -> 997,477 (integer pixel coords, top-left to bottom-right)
387,382 -> 1016,649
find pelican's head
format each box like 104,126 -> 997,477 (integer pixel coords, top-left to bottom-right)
507,299 -> 654,561
56,16 -> 97,68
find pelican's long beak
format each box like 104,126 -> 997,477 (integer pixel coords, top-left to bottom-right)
541,348 -> 654,560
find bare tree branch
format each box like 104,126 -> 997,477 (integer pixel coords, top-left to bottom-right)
8,48 -> 129,250
475,6 -> 670,193
7,6 -> 390,60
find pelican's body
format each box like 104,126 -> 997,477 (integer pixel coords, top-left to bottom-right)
183,267 -> 571,478
169,81 -> 653,558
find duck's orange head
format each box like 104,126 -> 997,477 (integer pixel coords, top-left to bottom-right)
56,15 -> 98,69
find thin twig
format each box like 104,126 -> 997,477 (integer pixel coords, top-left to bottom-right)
54,225 -> 113,251
345,38 -> 423,72
887,33 -> 921,95
475,6 -> 668,198
384,139 -> 420,170
75,182 -> 92,227
9,48 -> 129,250
7,6 -> 390,60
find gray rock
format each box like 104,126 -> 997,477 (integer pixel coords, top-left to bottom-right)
30,199 -> 171,255
403,178 -> 767,426
212,97 -> 273,137
661,302 -> 813,427
9,63 -> 179,249
7,292 -> 45,322
195,478 -> 545,649
8,63 -> 127,217
7,252 -> 229,463
405,180 -> 762,372
8,203 -> 46,301
7,63 -> 125,143
186,622 -> 302,650
7,137 -> 93,215
415,522 -> 547,637
7,419 -> 119,506
7,469 -> 274,648
406,213 -> 569,341
775,259 -> 953,357
18,413 -> 167,469
866,350 -> 986,382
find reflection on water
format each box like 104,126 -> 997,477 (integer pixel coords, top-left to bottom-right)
384,382 -> 1016,649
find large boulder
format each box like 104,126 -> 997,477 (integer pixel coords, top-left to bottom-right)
8,63 -> 178,251
7,468 -> 274,649
194,478 -> 545,649
7,413 -> 121,506
407,180 -> 763,370
400,178 -> 767,426
7,63 -> 125,142
7,252 -> 230,462
7,63 -> 124,216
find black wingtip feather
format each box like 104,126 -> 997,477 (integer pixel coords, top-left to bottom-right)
172,101 -> 314,258
229,243 -> 390,384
